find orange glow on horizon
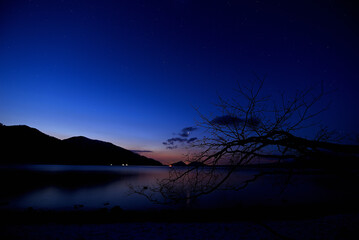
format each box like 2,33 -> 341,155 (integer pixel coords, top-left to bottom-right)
140,150 -> 185,165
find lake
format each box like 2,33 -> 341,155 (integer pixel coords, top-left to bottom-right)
0,164 -> 358,212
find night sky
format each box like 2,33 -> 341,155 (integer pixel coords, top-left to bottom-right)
1,0 -> 358,163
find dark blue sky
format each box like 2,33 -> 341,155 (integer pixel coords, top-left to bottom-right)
1,0 -> 358,163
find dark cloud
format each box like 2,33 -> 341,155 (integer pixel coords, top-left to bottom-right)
167,137 -> 187,145
131,150 -> 153,153
178,126 -> 198,137
210,115 -> 261,128
166,145 -> 178,150
247,117 -> 261,127
163,126 -> 198,150
210,115 -> 243,126
162,138 -> 187,150
187,137 -> 197,143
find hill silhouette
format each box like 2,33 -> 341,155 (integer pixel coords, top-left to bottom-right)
170,161 -> 187,167
169,161 -> 207,167
0,124 -> 162,166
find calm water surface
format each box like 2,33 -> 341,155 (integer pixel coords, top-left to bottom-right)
0,165 -> 357,211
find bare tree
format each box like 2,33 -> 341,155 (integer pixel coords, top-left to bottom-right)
132,76 -> 359,204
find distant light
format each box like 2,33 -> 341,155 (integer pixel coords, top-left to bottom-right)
169,164 -> 172,168
110,163 -> 113,166
125,164 -> 128,166
122,164 -> 125,166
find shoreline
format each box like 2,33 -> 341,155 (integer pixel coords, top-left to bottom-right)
1,211 -> 358,240
1,202 -> 359,224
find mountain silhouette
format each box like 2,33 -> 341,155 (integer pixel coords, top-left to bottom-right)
170,161 -> 187,166
0,124 -> 162,166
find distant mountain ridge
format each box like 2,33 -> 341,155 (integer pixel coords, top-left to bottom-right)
0,124 -> 162,166
169,161 -> 207,167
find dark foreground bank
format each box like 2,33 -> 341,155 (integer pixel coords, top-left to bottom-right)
0,209 -> 358,240
1,199 -> 359,239
1,200 -> 359,224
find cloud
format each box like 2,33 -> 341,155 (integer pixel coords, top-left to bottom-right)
247,117 -> 261,127
167,137 -> 187,145
166,145 -> 178,150
210,115 -> 261,128
162,137 -> 187,150
187,137 -> 197,143
131,150 -> 153,153
163,126 -> 199,150
210,115 -> 243,126
178,126 -> 198,137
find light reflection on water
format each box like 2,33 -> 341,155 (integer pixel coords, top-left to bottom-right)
0,165 -> 357,211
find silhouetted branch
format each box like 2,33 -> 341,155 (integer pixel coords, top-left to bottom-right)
133,76 -> 359,204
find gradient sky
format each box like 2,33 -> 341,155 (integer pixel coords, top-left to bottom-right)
1,0 -> 358,164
